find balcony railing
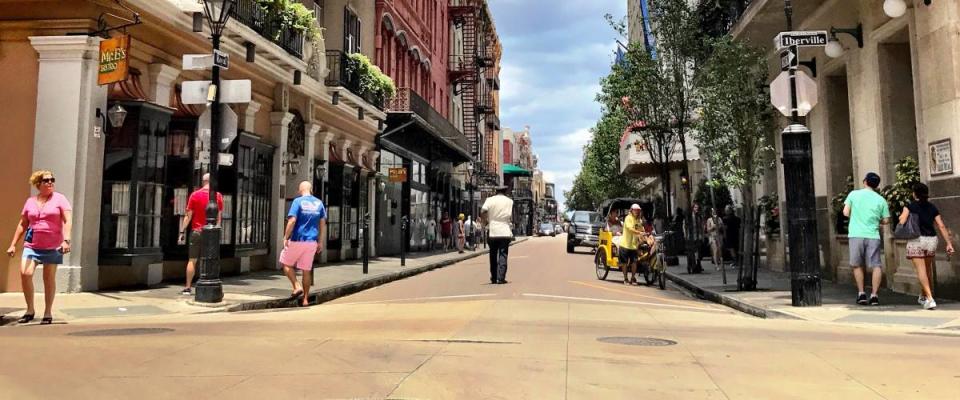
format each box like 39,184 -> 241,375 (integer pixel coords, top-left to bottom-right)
324,50 -> 385,110
512,189 -> 533,199
387,88 -> 471,155
231,0 -> 305,59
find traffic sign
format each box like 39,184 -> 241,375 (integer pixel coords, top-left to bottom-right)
775,30 -> 828,50
770,70 -> 818,117
780,46 -> 798,71
198,104 -> 239,151
214,49 -> 229,69
181,80 -> 252,104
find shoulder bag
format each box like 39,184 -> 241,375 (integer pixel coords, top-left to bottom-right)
894,213 -> 921,240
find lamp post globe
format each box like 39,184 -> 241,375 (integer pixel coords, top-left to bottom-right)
824,39 -> 844,58
883,0 -> 907,18
107,104 -> 128,128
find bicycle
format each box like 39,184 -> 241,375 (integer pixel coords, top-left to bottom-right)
642,230 -> 671,290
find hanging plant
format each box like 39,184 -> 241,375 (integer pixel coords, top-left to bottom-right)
346,53 -> 397,101
255,0 -> 323,43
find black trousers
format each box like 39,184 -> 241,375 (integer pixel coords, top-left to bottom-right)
488,238 -> 511,282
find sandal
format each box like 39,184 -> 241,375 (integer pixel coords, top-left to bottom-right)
290,290 -> 304,300
17,313 -> 35,324
40,316 -> 53,325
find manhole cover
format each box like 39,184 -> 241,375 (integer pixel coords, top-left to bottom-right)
597,337 -> 677,346
68,328 -> 175,337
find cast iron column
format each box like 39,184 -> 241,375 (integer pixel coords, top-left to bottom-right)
196,33 -> 224,303
782,0 -> 821,306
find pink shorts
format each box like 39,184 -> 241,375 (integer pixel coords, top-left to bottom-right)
279,241 -> 318,271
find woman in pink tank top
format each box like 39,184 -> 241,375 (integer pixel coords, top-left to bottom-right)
6,170 -> 72,325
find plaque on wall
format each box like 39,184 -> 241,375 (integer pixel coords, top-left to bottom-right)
930,139 -> 953,176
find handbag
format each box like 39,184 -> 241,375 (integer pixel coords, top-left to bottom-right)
24,227 -> 33,243
894,213 -> 921,240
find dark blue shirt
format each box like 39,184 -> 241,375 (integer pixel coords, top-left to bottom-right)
288,195 -> 326,242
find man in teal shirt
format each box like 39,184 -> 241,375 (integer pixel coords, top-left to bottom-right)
843,172 -> 890,305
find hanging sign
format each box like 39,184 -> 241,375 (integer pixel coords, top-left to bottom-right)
98,34 -> 131,85
388,167 -> 407,183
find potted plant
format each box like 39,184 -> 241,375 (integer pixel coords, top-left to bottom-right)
880,156 -> 920,229
758,194 -> 779,235
831,175 -> 854,235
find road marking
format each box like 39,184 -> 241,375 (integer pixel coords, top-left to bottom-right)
521,293 -> 725,312
567,280 -> 703,307
332,293 -> 497,305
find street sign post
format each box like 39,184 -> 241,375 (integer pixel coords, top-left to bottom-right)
774,30 -> 828,49
182,80 -> 251,104
213,49 -> 229,69
198,104 -> 239,152
780,46 -> 798,71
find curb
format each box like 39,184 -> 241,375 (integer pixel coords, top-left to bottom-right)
664,271 -> 802,320
227,237 -> 529,312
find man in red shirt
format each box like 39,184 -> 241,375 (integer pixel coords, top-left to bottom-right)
178,173 -> 223,295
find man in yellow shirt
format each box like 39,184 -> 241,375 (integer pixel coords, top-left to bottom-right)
619,204 -> 644,285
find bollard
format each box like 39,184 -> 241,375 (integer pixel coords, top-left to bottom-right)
400,216 -> 408,267
362,212 -> 370,274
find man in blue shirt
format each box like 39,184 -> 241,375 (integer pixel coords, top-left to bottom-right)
279,181 -> 327,307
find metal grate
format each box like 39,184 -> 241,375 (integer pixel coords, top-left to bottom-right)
597,337 -> 677,346
68,328 -> 175,337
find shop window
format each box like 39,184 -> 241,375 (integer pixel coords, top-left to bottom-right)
100,102 -> 172,264
234,134 -> 275,252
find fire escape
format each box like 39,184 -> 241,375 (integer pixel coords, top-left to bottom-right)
449,0 -> 496,183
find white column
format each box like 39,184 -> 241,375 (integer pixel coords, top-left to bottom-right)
241,100 -> 261,132
29,36 -> 107,292
270,112 -> 294,269
146,63 -> 180,107
367,150 -> 381,257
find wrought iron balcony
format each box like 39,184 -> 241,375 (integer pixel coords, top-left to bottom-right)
324,50 -> 385,110
387,88 -> 471,156
231,0 -> 305,59
512,188 -> 534,200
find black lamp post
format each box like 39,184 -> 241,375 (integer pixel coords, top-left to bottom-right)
781,0 -> 821,306
195,0 -> 235,303
467,162 -> 476,225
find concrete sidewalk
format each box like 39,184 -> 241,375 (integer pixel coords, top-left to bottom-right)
0,238 -> 527,325
666,260 -> 960,332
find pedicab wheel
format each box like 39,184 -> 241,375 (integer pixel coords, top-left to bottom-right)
595,253 -> 609,281
658,269 -> 666,290
566,243 -> 574,253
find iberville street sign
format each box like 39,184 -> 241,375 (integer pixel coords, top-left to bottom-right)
774,30 -> 828,50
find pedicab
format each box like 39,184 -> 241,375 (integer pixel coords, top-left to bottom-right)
593,198 -> 666,289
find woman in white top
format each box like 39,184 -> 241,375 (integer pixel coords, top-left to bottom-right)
705,207 -> 724,269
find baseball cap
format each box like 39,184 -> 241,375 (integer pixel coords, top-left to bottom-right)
864,172 -> 881,188
630,204 -> 641,210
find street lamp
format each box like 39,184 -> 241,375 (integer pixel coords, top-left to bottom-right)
825,24 -> 863,59
195,0 -> 235,304
883,0 -> 907,18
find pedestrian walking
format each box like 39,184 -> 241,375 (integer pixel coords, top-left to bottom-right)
897,183 -> 954,310
843,172 -> 890,306
706,208 -> 724,269
722,205 -> 741,266
427,215 -> 437,250
178,173 -> 223,295
456,213 -> 466,253
6,170 -> 72,325
481,186 -> 514,284
464,216 -> 475,250
279,181 -> 327,307
441,213 -> 453,251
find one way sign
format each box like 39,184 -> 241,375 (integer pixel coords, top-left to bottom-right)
780,46 -> 798,71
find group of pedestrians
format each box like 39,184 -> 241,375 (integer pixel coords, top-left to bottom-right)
844,172 -> 953,309
689,204 -> 741,270
433,212 -> 483,253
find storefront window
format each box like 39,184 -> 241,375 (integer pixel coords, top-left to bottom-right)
234,135 -> 274,250
100,102 -> 171,263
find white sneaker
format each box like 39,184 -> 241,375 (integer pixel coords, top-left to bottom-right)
923,298 -> 937,310
918,296 -> 926,305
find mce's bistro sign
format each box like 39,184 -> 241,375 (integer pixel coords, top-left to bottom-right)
98,34 -> 131,85
774,31 -> 828,49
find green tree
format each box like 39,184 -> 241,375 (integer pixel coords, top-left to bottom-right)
696,36 -> 777,280
564,172 -> 598,211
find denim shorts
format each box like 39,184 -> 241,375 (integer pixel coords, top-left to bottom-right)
849,237 -> 882,268
22,247 -> 63,265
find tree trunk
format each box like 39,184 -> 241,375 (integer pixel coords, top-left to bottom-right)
738,184 -> 757,290
678,129 -> 699,273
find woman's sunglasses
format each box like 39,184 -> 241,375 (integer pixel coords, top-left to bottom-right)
41,178 -> 56,184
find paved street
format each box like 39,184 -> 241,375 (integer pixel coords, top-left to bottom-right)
2,236 -> 960,399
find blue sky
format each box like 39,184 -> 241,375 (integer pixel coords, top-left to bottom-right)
488,0 -> 627,209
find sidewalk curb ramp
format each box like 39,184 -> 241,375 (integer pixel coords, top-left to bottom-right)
665,271 -> 803,320
227,238 -> 528,312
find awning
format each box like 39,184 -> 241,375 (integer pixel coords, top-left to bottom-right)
619,131 -> 700,177
503,163 -> 532,176
380,112 -> 473,164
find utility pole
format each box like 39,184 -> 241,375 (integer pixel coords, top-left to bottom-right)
781,0 -> 822,306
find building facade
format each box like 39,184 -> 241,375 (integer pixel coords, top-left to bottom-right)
733,0 -> 960,300
0,0 -> 386,291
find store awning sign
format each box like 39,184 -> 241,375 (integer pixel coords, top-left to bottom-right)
389,167 -> 407,182
98,34 -> 131,85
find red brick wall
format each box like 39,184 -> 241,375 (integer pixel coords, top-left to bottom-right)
375,0 -> 450,117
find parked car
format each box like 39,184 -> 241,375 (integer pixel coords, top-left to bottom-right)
567,210 -> 602,253
538,223 -> 556,237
